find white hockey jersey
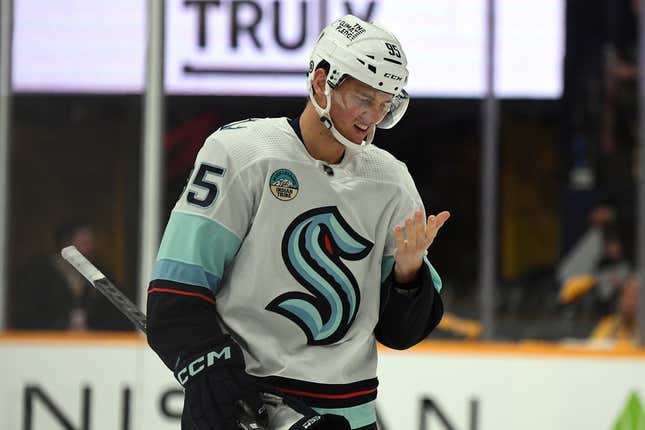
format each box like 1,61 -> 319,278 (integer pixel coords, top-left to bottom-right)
152,117 -> 441,428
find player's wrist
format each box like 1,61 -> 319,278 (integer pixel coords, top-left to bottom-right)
393,260 -> 422,284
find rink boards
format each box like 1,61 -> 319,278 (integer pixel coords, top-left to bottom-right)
1,333 -> 644,430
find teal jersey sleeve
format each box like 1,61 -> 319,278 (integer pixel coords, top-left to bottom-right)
151,123 -> 263,294
152,212 -> 242,294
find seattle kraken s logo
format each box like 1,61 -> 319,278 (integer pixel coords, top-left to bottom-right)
267,207 -> 373,345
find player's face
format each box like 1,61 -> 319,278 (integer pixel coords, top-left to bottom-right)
330,77 -> 393,144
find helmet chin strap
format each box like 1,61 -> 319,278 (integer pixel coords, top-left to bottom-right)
308,81 -> 375,158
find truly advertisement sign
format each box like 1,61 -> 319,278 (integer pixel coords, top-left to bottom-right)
13,0 -> 563,98
165,0 -> 381,95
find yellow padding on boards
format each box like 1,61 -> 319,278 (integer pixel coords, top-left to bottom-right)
438,312 -> 482,340
1,332 -> 645,358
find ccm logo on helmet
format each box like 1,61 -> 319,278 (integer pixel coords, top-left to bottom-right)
176,346 -> 232,385
384,73 -> 403,81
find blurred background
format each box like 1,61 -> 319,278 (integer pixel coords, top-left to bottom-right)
2,0 -> 642,345
1,1 -> 645,429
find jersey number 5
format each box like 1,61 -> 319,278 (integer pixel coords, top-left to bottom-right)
186,163 -> 226,207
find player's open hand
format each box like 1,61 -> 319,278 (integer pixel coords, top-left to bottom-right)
393,210 -> 450,283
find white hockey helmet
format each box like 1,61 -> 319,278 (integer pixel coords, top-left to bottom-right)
307,15 -> 410,151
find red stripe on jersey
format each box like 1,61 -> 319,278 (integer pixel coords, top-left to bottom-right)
148,287 -> 216,305
277,387 -> 377,400
324,233 -> 333,255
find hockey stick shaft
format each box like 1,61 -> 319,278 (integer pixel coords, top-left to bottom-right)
61,246 -> 147,333
61,246 -> 268,429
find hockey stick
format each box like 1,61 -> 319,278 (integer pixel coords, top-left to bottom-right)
61,246 -> 147,333
60,246 -> 267,429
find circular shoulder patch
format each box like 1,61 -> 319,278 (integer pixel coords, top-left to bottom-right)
270,169 -> 299,201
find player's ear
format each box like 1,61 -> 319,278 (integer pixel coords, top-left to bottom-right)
312,68 -> 328,108
312,68 -> 327,95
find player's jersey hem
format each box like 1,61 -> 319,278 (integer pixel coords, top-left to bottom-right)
259,375 -> 378,409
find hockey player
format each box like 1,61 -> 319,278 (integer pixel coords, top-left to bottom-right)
147,14 -> 450,430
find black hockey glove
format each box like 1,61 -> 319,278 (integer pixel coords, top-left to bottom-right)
259,392 -> 351,430
174,335 -> 268,430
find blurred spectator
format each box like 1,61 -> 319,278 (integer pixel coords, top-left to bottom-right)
593,226 -> 632,311
559,223 -> 631,319
603,0 -> 638,156
594,0 -> 639,261
589,275 -> 640,347
10,220 -> 132,331
590,149 -> 638,258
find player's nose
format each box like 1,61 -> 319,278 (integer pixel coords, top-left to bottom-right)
360,108 -> 384,126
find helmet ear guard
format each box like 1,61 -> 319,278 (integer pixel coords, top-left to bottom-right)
306,15 -> 410,150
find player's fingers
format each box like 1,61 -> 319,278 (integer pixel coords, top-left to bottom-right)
435,211 -> 451,228
405,217 -> 416,249
414,211 -> 425,244
425,215 -> 436,237
427,214 -> 435,228
425,211 -> 450,246
393,224 -> 404,247
430,212 -> 450,235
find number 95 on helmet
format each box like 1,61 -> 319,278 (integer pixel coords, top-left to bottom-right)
307,14 -> 410,132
